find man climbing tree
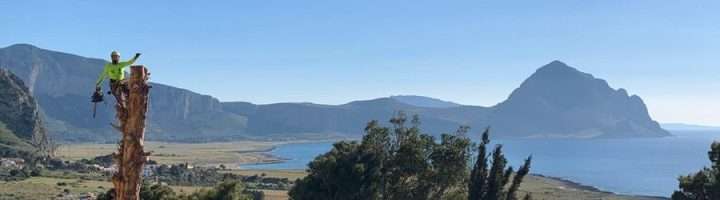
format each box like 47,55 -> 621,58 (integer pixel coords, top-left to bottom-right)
91,50 -> 150,200
95,51 -> 141,106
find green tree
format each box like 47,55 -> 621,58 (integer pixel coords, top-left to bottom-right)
98,181 -> 261,200
672,142 -> 720,200
383,113 -> 436,200
429,126 -> 472,199
507,157 -> 532,200
468,129 -> 491,200
140,183 -> 177,200
185,181 -> 255,200
289,141 -> 376,200
468,129 -> 532,200
290,114 -> 531,200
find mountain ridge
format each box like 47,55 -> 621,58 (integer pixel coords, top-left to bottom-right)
389,95 -> 462,108
0,44 -> 670,141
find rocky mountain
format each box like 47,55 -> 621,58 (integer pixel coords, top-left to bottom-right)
0,44 -> 670,141
0,68 -> 41,151
0,68 -> 44,140
489,61 -> 669,138
0,44 -> 246,142
144,83 -> 247,141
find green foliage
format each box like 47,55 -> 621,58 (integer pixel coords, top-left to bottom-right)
507,157 -> 531,200
151,164 -> 291,190
0,121 -> 44,164
0,121 -> 32,151
672,142 -> 720,200
97,181 -> 262,200
289,141 -> 373,200
468,129 -> 490,200
0,167 -> 33,181
468,129 -> 532,200
96,188 -> 114,200
140,183 -> 178,200
289,113 -> 532,200
183,181 -> 256,200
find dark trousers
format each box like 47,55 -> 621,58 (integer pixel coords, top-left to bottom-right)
109,79 -> 128,105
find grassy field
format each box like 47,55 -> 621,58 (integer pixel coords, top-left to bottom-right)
0,177 -> 109,199
518,175 -> 666,200
0,176 -> 287,200
57,141 -> 286,167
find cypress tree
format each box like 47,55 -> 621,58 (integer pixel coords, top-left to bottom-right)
468,129 -> 491,200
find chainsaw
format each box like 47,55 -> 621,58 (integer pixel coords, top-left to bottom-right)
91,87 -> 104,118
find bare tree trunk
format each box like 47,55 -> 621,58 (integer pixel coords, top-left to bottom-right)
112,66 -> 150,200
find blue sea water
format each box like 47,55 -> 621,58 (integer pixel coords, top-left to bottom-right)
241,131 -> 720,197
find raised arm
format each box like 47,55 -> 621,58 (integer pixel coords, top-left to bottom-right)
119,53 -> 141,66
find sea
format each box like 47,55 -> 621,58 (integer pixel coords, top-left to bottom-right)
241,130 -> 720,197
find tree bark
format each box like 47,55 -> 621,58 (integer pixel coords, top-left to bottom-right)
112,65 -> 150,200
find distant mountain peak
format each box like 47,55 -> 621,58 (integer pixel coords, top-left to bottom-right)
539,60 -> 572,70
507,60 -> 600,102
543,60 -> 570,68
3,43 -> 38,51
529,60 -> 592,81
343,97 -> 414,108
491,60 -> 670,138
389,95 -> 462,108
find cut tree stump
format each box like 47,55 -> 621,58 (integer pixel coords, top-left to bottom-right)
112,65 -> 150,200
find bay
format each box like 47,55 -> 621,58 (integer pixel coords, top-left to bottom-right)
242,131 -> 719,197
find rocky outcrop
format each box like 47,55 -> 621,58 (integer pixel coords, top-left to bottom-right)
0,68 -> 43,140
488,61 -> 670,138
146,84 -> 247,140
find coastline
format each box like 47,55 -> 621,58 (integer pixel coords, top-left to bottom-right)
232,139 -> 340,166
240,145 -> 672,200
527,174 -> 669,200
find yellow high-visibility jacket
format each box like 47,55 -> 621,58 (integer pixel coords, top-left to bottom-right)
95,58 -> 137,86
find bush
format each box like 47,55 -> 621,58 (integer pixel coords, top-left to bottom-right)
183,181 -> 256,200
97,181 -> 262,200
672,142 -> 720,200
289,114 -> 532,200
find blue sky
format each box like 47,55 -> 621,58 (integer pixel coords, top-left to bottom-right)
1,1 -> 719,125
